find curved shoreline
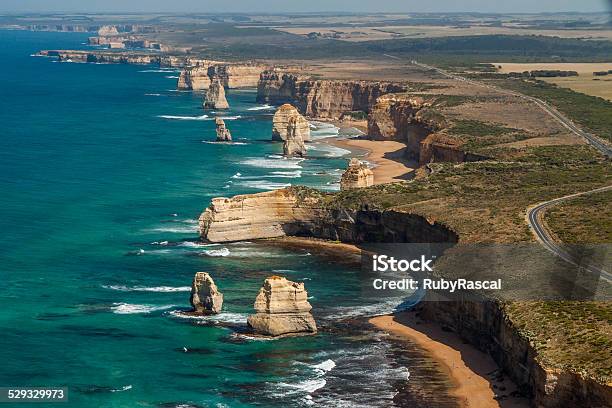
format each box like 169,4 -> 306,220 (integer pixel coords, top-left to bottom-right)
370,313 -> 529,408
311,134 -> 528,408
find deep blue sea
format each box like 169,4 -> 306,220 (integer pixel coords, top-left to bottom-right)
0,30 -> 456,407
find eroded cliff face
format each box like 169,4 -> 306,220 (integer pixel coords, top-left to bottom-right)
257,70 -> 407,119
198,189 -> 325,243
40,50 -> 160,65
198,188 -> 457,244
421,299 -> 612,408
368,93 -> 471,165
178,63 -> 268,90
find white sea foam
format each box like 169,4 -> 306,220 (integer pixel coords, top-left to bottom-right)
312,359 -> 336,373
201,247 -> 230,257
247,104 -> 274,111
165,75 -> 179,79
308,143 -> 351,158
309,121 -> 340,139
111,303 -> 176,314
324,297 -> 412,320
144,93 -> 162,96
232,170 -> 302,180
157,114 -> 209,121
219,115 -> 241,120
178,241 -> 219,248
201,141 -> 248,145
241,156 -> 304,169
147,225 -> 198,233
110,385 -> 132,392
103,285 -> 191,292
278,379 -> 326,394
237,180 -> 292,190
168,310 -> 248,325
139,69 -> 178,73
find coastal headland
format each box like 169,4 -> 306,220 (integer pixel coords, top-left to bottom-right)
30,19 -> 612,407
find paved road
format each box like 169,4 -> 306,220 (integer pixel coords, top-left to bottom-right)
410,61 -> 612,157
526,185 -> 612,283
404,58 -> 612,281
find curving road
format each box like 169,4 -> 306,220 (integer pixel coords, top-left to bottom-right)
402,58 -> 612,281
410,60 -> 612,157
526,185 -> 612,283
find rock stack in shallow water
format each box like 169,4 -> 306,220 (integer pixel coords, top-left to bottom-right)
340,158 -> 374,190
272,104 -> 310,142
247,276 -> 317,337
190,272 -> 223,314
282,117 -> 306,157
215,118 -> 232,142
203,79 -> 229,109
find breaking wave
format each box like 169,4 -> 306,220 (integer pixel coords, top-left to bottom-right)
111,303 -> 176,314
241,156 -> 304,169
103,285 -> 191,292
236,180 -> 292,190
200,247 -> 230,257
309,121 -> 340,139
168,310 -> 248,325
247,104 -> 274,111
157,114 -> 209,121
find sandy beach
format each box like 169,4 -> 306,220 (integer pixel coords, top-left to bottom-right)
370,312 -> 529,408
331,137 -> 417,184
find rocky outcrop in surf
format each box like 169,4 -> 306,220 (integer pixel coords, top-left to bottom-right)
283,117 -> 307,157
215,118 -> 232,142
272,104 -> 310,142
204,79 -> 229,110
247,276 -> 317,337
257,70 -> 407,119
340,158 -> 374,190
190,272 -> 223,314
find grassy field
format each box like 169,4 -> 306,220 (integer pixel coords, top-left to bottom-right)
492,62 -> 612,100
488,78 -> 612,142
545,189 -> 612,244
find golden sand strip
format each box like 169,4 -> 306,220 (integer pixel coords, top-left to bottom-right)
370,313 -> 529,408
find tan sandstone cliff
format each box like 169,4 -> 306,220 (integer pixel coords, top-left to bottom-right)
204,79 -> 229,109
272,103 -> 311,142
198,189 -> 324,243
340,158 -> 374,190
215,118 -> 232,142
283,117 -> 307,157
178,63 -> 268,90
368,93 -> 471,165
190,272 -> 223,314
257,70 -> 407,119
247,276 -> 317,337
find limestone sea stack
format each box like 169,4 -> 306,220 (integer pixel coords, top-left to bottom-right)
190,272 -> 223,314
247,276 -> 317,337
203,79 -> 229,109
272,104 -> 310,142
215,118 -> 232,142
282,117 -> 306,157
340,158 -> 374,190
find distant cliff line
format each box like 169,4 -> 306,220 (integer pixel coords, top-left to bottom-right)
257,70 -> 487,165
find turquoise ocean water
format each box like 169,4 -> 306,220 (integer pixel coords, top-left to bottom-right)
0,30 -> 457,407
